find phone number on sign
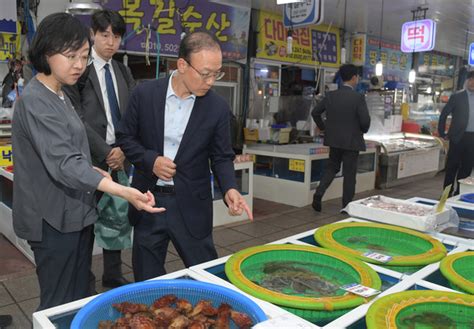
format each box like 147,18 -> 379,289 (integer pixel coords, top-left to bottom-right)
140,41 -> 179,53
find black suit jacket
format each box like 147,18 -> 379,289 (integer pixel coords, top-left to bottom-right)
438,90 -> 470,144
116,77 -> 237,239
64,60 -> 136,168
311,85 -> 370,151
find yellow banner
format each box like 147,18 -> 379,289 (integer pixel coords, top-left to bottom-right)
289,159 -> 305,172
0,22 -> 21,61
256,10 -> 340,67
351,33 -> 366,66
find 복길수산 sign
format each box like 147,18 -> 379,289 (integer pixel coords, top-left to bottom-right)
103,0 -> 250,60
400,19 -> 436,53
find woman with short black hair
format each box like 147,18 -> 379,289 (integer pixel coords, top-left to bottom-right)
12,12 -> 164,310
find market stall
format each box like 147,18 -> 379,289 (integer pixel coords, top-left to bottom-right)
366,132 -> 445,188
31,213 -> 472,329
243,142 -> 377,207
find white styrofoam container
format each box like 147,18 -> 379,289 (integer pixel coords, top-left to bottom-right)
346,195 -> 451,232
458,177 -> 474,195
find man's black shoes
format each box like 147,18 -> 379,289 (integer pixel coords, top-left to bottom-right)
312,196 -> 322,212
102,276 -> 131,288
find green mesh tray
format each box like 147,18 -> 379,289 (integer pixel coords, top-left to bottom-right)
225,244 -> 381,323
366,290 -> 474,329
314,222 -> 446,267
440,251 -> 474,294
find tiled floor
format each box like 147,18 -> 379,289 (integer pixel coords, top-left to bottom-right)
0,173 -> 449,328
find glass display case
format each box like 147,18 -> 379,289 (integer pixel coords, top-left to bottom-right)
243,143 -> 377,207
365,133 -> 446,188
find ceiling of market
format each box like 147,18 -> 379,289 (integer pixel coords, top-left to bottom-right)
247,0 -> 474,58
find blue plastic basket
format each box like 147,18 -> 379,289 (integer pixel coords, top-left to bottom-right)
460,193 -> 474,203
71,279 -> 267,328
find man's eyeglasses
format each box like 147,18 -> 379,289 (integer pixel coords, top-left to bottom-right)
60,53 -> 93,66
185,60 -> 225,81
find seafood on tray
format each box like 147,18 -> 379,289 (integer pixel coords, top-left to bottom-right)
458,176 -> 474,185
359,196 -> 432,216
98,294 -> 253,329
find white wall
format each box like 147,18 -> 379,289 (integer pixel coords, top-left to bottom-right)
37,0 -> 70,22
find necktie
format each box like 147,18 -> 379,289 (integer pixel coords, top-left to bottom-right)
104,63 -> 121,128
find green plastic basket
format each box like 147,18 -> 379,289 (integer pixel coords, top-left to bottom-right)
440,251 -> 474,294
225,244 -> 381,323
314,222 -> 446,272
366,290 -> 474,329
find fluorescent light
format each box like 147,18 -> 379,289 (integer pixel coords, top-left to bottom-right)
65,0 -> 102,15
260,68 -> 269,73
277,0 -> 304,4
341,47 -> 346,64
375,61 -> 383,76
408,69 -> 416,83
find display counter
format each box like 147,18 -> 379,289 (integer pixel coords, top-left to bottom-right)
0,162 -> 253,264
365,133 -> 446,188
243,143 -> 377,207
32,216 -> 472,329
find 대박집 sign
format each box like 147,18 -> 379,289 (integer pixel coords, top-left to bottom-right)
469,42 -> 474,66
400,19 -> 436,53
257,10 -> 339,67
283,0 -> 323,28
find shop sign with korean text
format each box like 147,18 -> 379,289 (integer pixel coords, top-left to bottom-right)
351,33 -> 366,66
283,0 -> 323,28
257,10 -> 340,68
0,0 -> 17,33
364,36 -> 412,82
469,42 -> 474,66
400,19 -> 436,53
418,51 -> 455,76
103,0 -> 250,60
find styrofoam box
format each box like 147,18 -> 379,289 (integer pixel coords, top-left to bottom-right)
458,177 -> 474,195
347,195 -> 451,232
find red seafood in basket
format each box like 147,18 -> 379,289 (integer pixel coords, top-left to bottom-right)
98,294 -> 253,329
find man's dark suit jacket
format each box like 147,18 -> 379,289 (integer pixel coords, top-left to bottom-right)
438,90 -> 470,144
64,60 -> 136,168
116,77 -> 237,239
311,85 -> 371,151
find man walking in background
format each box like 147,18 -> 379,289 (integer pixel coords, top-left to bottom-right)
438,70 -> 474,196
311,64 -> 370,212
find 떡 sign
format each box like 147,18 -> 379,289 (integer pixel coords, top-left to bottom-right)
469,42 -> 474,67
400,19 -> 436,53
283,0 -> 323,28
103,0 -> 250,60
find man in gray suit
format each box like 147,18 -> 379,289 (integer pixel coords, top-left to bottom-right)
311,64 -> 370,212
65,10 -> 135,288
438,71 -> 474,196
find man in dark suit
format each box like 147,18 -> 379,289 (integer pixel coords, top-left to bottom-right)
64,10 -> 135,288
438,71 -> 474,196
311,64 -> 370,212
116,31 -> 252,282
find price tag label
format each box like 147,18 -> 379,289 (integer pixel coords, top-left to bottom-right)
289,159 -> 305,172
341,283 -> 381,298
363,252 -> 392,263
